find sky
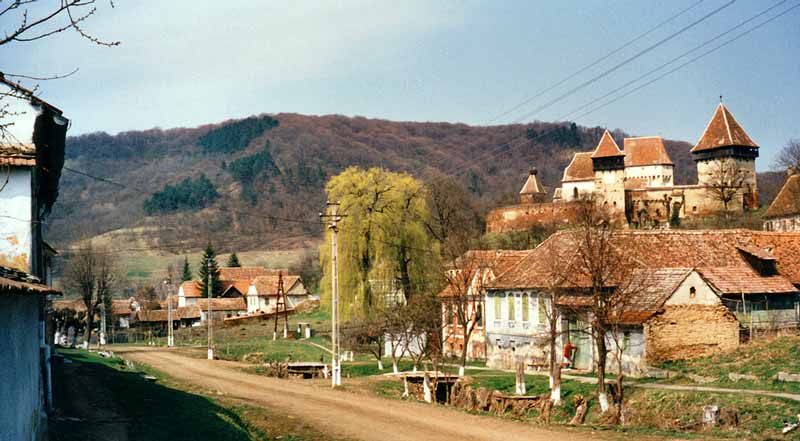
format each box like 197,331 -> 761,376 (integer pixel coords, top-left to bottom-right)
4,0 -> 799,170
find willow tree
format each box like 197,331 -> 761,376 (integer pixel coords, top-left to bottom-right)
321,167 -> 440,321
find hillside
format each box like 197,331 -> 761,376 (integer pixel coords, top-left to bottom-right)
48,112 -> 752,257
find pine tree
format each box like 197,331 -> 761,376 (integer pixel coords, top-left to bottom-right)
181,256 -> 192,282
227,253 -> 241,267
198,243 -> 223,298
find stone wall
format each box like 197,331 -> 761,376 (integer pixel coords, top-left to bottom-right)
0,295 -> 43,441
485,201 -> 585,233
644,305 -> 739,363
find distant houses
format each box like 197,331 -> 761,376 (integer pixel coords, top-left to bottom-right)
177,266 -> 313,321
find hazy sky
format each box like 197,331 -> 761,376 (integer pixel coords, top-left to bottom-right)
5,0 -> 799,169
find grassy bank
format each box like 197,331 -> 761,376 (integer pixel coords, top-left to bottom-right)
657,335 -> 800,394
51,348 -> 344,440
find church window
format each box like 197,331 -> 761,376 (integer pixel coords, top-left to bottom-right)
689,287 -> 697,299
573,187 -> 578,199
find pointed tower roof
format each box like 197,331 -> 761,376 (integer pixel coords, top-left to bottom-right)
692,103 -> 758,153
591,130 -> 624,158
520,168 -> 546,195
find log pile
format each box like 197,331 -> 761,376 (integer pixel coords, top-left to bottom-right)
447,380 -> 548,417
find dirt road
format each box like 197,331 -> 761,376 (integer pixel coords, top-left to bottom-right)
116,346 -> 616,441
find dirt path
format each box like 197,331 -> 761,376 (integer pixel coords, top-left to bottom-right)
115,346 -> 616,441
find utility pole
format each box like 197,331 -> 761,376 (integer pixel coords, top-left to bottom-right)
321,201 -> 343,387
164,278 -> 174,347
273,272 -> 288,340
207,261 -> 213,360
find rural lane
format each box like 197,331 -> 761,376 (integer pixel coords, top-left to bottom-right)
116,347 -> 618,441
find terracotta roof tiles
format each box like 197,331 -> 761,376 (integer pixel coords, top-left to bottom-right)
591,130 -> 624,158
623,137 -> 674,167
764,173 -> 800,219
692,103 -> 758,153
562,152 -> 594,182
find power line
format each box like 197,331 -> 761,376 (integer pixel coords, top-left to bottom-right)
486,0 -> 707,124
437,0 -> 795,181
416,0 -> 734,182
512,0 -> 737,124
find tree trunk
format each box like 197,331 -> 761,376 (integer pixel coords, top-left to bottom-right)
595,329 -> 609,413
549,318 -> 562,405
377,359 -> 384,370
392,360 -> 398,374
84,305 -> 96,346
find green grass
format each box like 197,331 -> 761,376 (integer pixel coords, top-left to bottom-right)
657,335 -> 800,394
53,349 -> 267,441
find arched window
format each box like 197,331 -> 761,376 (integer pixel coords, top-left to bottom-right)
521,294 -> 529,322
476,304 -> 483,327
494,295 -> 502,320
573,187 -> 579,199
508,295 -> 516,321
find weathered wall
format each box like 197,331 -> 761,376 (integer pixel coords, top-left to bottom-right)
625,164 -> 675,187
665,271 -> 719,306
644,305 -> 739,363
0,168 -> 33,272
0,295 -> 42,441
485,201 -> 584,233
561,180 -> 595,202
764,215 -> 800,232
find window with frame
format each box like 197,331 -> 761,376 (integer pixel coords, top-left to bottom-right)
507,294 -> 515,321
521,294 -> 529,322
476,304 -> 483,327
494,295 -> 502,320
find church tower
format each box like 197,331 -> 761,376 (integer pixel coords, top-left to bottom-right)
519,167 -> 546,204
692,102 -> 759,209
591,130 -> 626,218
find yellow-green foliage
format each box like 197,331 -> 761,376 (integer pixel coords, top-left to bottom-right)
320,167 -> 441,320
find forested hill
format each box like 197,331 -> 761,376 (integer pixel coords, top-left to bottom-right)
48,113 -> 701,252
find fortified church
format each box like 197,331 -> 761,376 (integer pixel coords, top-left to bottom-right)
488,102 -> 760,231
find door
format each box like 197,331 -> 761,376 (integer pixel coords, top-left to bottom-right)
568,319 -> 592,370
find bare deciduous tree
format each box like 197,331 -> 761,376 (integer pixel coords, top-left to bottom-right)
706,159 -> 749,213
774,139 -> 800,172
62,245 -> 117,344
1,0 -> 118,143
568,205 -> 638,416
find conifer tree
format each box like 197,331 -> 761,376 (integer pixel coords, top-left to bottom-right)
198,243 -> 223,298
227,253 -> 241,267
181,256 -> 192,282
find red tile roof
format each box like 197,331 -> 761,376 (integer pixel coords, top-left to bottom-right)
0,144 -> 36,167
764,173 -> 800,219
438,250 -> 532,297
697,266 -> 796,295
519,170 -> 546,195
252,275 -> 303,295
623,137 -> 673,167
591,130 -> 624,158
219,266 -> 284,281
692,103 -> 758,153
489,229 -> 800,290
562,152 -> 594,182
196,297 -> 247,311
0,265 -> 60,295
180,281 -> 203,298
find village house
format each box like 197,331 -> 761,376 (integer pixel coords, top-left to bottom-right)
0,79 -> 67,440
438,250 -> 531,361
763,167 -> 800,232
487,102 -> 760,232
177,266 -> 311,321
483,229 -> 800,375
246,273 -> 312,314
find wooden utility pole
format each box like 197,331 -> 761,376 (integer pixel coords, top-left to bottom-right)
273,272 -> 289,340
207,261 -> 213,360
321,201 -> 343,387
167,279 -> 174,347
